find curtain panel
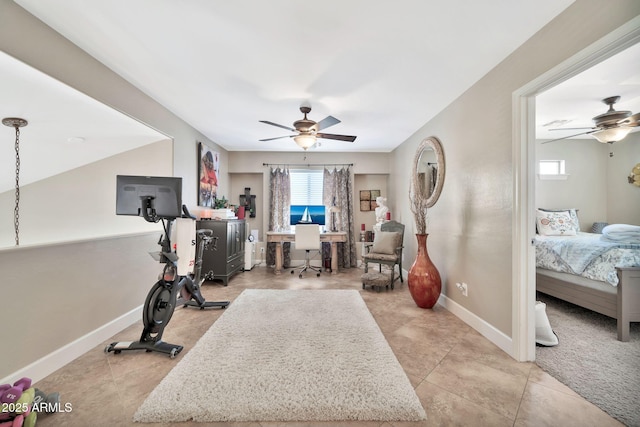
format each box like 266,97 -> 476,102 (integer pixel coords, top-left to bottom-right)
267,167 -> 291,267
323,167 -> 357,268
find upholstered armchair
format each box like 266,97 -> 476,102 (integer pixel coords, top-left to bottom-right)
363,220 -> 405,286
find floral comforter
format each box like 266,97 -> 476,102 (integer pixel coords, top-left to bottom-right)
535,232 -> 640,286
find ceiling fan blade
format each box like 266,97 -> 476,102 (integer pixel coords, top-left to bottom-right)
549,127 -> 595,131
316,133 -> 357,142
259,120 -> 296,132
314,115 -> 341,131
259,135 -> 294,142
541,130 -> 595,144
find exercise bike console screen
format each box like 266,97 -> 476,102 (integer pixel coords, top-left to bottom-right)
116,175 -> 183,220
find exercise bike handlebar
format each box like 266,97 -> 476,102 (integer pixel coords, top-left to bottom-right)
182,204 -> 196,219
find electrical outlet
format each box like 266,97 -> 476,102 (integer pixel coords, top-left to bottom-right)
456,282 -> 468,297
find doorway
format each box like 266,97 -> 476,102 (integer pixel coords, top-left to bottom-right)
512,17 -> 640,361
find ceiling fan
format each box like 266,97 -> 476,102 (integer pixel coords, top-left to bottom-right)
543,96 -> 639,145
259,106 -> 357,150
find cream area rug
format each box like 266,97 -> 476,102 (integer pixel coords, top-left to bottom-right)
133,289 -> 426,423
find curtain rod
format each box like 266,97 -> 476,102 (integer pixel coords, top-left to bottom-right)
262,163 -> 353,167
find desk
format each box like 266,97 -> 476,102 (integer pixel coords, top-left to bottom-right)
266,231 -> 347,275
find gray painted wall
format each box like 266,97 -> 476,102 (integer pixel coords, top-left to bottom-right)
0,143 -> 173,380
536,132 -> 640,229
606,132 -> 640,224
0,232 -> 160,379
389,0 -> 640,336
0,141 -> 173,248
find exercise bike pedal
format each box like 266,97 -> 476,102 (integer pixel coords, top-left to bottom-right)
181,299 -> 230,310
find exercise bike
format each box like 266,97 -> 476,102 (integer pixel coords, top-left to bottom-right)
105,203 -> 229,358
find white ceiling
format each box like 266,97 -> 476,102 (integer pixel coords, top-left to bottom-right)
4,1 -> 638,194
12,0 -> 574,154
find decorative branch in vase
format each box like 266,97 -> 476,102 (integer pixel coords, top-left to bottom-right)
409,171 -> 429,235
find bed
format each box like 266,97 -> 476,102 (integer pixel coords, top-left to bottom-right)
534,210 -> 640,341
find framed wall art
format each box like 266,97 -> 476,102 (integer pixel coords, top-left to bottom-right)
360,189 -> 380,211
198,142 -> 220,207
359,190 -> 371,211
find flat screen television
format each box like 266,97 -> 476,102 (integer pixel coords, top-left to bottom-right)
290,205 -> 325,226
116,175 -> 182,220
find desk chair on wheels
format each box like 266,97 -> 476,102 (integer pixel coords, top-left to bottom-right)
291,224 -> 322,278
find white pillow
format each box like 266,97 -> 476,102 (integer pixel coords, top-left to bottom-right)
536,210 -> 577,236
372,231 -> 398,255
538,208 -> 580,232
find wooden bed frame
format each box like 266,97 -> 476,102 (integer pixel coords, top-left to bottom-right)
536,266 -> 640,341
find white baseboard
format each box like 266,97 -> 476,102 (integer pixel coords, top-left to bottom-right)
437,293 -> 513,357
1,306 -> 141,386
396,265 -> 513,357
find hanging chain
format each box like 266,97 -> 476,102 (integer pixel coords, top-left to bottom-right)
3,117 -> 27,246
14,125 -> 21,246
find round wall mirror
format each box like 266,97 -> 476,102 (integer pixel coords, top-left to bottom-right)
413,136 -> 445,208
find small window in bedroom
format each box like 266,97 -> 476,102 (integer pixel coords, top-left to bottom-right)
538,160 -> 568,180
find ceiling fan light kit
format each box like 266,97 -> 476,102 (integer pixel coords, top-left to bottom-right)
260,105 -> 357,150
591,126 -> 632,143
293,134 -> 317,150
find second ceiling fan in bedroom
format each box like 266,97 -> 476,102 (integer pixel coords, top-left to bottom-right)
543,96 -> 639,145
259,106 -> 357,150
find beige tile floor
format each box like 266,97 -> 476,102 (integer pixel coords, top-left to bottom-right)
33,265 -> 622,427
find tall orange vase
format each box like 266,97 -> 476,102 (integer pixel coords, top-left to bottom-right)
407,234 -> 441,308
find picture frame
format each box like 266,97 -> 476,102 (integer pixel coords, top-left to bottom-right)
359,189 -> 380,211
239,187 -> 256,218
359,190 -> 371,211
370,189 -> 380,210
198,142 -> 220,207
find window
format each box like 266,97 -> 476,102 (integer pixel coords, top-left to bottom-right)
290,169 -> 323,205
539,160 -> 565,175
538,160 -> 568,180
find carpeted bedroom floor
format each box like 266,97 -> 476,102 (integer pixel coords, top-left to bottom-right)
535,293 -> 639,427
32,266 -> 623,427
